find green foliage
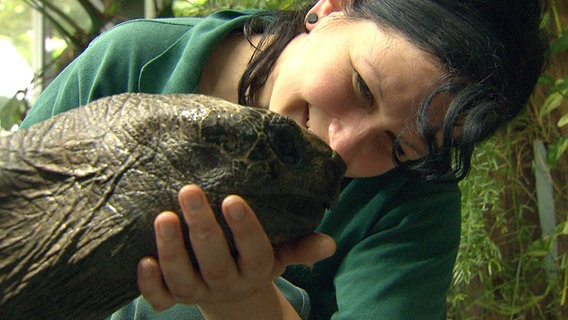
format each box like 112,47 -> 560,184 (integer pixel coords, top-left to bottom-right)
449,2 -> 568,318
172,0 -> 309,17
549,26 -> 568,55
0,0 -> 152,130
540,75 -> 568,166
452,138 -> 505,291
0,92 -> 28,130
450,127 -> 565,319
549,136 -> 568,167
0,1 -> 33,65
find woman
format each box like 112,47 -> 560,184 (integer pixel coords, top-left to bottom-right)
21,0 -> 547,319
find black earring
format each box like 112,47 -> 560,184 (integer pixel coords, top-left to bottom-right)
307,13 -> 319,24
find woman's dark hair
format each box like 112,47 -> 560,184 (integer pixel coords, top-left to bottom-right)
238,0 -> 549,182
238,6 -> 311,106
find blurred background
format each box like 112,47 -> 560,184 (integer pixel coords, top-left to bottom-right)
0,1 -> 567,319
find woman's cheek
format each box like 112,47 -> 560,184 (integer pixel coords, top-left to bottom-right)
305,79 -> 354,116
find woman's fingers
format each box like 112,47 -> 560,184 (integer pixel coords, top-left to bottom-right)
178,185 -> 239,291
137,257 -> 176,311
222,195 -> 275,281
154,211 -> 204,302
139,184 -> 335,310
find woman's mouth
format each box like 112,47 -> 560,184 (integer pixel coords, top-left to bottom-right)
304,105 -> 311,130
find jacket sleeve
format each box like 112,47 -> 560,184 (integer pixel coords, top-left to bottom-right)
330,187 -> 461,319
20,19 -> 195,128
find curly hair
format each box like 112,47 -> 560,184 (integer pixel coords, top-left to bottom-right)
238,0 -> 549,182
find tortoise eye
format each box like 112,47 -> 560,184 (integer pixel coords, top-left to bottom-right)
268,125 -> 303,166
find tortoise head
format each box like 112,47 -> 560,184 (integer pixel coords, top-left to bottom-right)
166,95 -> 346,244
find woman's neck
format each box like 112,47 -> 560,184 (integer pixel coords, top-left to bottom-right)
198,33 -> 265,106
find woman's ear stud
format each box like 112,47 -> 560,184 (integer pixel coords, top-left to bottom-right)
307,13 -> 319,24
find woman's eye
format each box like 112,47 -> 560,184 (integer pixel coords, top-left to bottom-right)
355,72 -> 374,106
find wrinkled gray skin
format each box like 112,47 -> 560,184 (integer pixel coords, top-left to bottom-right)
0,93 -> 345,320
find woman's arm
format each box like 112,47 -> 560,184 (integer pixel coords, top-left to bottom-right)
137,185 -> 336,319
198,282 -> 300,320
21,18 -> 196,129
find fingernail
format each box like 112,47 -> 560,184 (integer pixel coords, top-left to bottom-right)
227,200 -> 245,221
182,190 -> 202,214
139,258 -> 153,277
158,220 -> 176,240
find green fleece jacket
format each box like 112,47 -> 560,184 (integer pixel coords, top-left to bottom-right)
21,10 -> 461,320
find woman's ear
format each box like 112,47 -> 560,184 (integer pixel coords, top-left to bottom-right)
305,0 -> 350,31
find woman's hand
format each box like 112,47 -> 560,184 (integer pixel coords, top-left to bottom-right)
137,184 -> 336,317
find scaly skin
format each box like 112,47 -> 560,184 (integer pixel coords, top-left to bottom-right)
0,93 -> 345,320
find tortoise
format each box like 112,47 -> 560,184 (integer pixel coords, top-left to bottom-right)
0,93 -> 345,320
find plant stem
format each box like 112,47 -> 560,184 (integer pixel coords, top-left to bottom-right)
551,0 -> 563,35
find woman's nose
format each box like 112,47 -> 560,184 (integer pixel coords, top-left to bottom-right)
328,118 -> 371,165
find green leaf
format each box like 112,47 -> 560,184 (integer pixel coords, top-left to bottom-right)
527,239 -> 552,257
558,113 -> 568,127
0,94 -> 26,130
537,74 -> 556,87
540,91 -> 564,116
558,77 -> 568,91
549,27 -> 568,55
561,220 -> 568,235
548,136 -> 568,166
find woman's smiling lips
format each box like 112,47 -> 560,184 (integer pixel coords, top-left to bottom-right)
303,105 -> 310,130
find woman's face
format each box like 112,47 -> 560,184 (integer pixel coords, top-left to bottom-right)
262,16 -> 446,178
